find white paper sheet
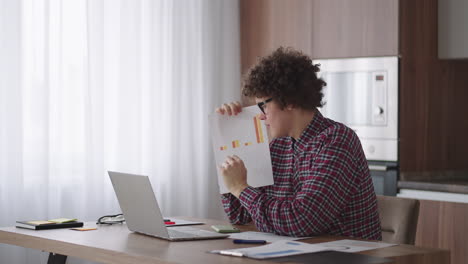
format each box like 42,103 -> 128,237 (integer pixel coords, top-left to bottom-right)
211,240 -> 339,259
209,105 -> 274,194
211,239 -> 397,259
228,231 -> 307,242
316,239 -> 397,253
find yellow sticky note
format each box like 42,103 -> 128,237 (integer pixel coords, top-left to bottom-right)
27,221 -> 54,225
71,227 -> 97,231
48,218 -> 77,223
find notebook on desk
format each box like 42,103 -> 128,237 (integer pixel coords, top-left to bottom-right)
108,171 -> 228,241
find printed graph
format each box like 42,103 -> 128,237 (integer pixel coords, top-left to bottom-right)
219,115 -> 265,150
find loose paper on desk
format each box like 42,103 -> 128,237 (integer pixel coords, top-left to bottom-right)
316,239 -> 397,253
209,105 -> 274,194
211,239 -> 397,259
229,231 -> 308,243
211,240 -> 339,259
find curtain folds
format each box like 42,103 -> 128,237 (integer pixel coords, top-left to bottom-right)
0,0 -> 240,263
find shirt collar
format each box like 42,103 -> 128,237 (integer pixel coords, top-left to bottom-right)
292,110 -> 326,153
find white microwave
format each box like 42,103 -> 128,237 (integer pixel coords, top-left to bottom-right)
313,57 -> 398,162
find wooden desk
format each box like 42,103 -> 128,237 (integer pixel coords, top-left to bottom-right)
0,218 -> 449,264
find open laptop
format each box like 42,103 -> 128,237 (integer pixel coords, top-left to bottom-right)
108,171 -> 229,241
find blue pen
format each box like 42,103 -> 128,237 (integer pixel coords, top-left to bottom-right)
233,239 -> 267,244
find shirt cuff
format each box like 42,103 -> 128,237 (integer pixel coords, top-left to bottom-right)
238,186 -> 262,210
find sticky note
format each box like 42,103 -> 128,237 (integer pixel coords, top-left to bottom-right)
27,221 -> 54,225
70,227 -> 97,231
48,218 -> 77,223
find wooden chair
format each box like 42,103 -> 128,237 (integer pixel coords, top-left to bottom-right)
376,195 -> 420,244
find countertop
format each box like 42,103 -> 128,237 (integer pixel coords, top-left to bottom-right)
398,180 -> 468,194
398,170 -> 468,194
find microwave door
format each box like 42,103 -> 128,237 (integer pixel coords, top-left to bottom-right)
317,58 -> 398,140
321,71 -> 374,126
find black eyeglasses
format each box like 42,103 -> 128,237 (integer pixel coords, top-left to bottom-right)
257,98 -> 273,114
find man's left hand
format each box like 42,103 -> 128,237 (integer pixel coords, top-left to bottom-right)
219,155 -> 248,197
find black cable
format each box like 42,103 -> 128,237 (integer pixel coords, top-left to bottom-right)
96,213 -> 125,225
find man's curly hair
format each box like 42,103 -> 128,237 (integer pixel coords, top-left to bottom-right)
243,47 -> 326,110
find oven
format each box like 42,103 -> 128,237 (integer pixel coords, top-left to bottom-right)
313,57 -> 399,196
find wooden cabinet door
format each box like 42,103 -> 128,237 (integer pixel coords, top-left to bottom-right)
311,0 -> 399,59
240,0 -> 313,75
241,0 -> 399,75
416,199 -> 468,264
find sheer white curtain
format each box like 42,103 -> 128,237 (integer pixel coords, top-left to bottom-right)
0,0 -> 240,263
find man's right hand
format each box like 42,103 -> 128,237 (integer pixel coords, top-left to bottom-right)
215,101 -> 242,116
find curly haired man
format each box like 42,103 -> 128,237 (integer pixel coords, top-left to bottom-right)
215,47 -> 381,240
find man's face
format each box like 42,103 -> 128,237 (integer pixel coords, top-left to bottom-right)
255,97 -> 291,139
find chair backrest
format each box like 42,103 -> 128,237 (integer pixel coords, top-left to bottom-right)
376,195 -> 420,244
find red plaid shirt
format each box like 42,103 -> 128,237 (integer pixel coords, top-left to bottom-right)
221,111 -> 382,240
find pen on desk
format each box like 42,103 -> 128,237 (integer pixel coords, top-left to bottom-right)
164,221 -> 175,225
233,239 -> 267,244
163,219 -> 171,222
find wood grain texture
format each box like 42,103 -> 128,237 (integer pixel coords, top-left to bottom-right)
415,199 -> 468,264
399,0 -> 468,172
240,0 -> 398,73
311,0 -> 398,59
240,0 -> 313,105
0,218 -> 450,264
240,0 -> 313,75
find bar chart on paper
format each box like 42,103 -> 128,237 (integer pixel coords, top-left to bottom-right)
219,115 -> 265,151
209,106 -> 274,194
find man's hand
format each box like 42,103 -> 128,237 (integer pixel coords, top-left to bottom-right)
219,155 -> 248,197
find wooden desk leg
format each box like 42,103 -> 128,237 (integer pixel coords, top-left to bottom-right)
47,253 -> 67,264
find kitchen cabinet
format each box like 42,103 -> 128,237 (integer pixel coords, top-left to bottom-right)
438,0 -> 468,59
310,0 -> 398,59
240,0 -> 313,75
398,0 -> 468,172
240,0 -> 398,74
